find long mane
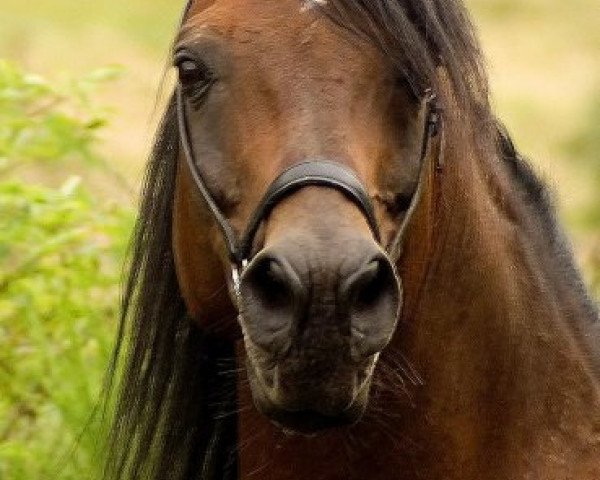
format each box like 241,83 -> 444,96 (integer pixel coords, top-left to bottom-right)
102,97 -> 237,480
102,1 -> 598,479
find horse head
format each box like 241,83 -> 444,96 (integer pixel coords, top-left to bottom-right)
172,0 -> 439,433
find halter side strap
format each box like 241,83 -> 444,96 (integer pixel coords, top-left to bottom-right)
386,92 -> 443,260
176,85 -> 240,262
181,0 -> 194,24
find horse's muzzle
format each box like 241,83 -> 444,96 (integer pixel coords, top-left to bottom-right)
237,229 -> 400,432
239,239 -> 400,360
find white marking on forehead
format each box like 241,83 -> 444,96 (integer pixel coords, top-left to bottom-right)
300,0 -> 328,13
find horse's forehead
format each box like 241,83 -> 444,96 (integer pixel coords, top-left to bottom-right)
185,0 -> 348,49
188,0 -> 320,21
183,0 -> 380,77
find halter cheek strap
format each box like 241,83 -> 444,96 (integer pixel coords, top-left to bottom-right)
181,0 -> 194,23
387,92 -> 444,259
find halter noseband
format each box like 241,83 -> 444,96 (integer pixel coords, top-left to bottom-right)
176,1 -> 443,293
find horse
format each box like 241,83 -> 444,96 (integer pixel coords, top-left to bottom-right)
102,0 -> 600,479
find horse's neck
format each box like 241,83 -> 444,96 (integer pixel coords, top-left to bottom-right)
236,139 -> 600,480
392,138 -> 600,478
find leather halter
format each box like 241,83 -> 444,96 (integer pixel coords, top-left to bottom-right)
176,0 -> 443,292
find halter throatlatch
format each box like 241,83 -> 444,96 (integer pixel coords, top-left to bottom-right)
175,1 -> 443,294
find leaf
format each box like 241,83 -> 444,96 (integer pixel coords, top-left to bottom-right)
59,176 -> 82,196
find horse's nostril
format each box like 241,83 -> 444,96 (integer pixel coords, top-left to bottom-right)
342,255 -> 400,358
353,259 -> 389,310
248,257 -> 291,310
342,256 -> 396,308
239,253 -> 306,354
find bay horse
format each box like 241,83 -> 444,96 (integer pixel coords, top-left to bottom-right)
103,0 -> 600,479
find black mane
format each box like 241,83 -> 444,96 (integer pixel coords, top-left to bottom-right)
494,121 -> 600,372
102,97 -> 237,480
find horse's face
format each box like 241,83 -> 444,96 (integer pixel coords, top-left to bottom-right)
173,0 -> 429,433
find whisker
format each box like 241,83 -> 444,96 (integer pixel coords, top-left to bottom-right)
373,364 -> 416,407
214,404 -> 253,420
378,351 -> 424,386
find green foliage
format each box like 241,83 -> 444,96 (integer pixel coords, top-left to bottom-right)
0,61 -> 133,479
0,60 -> 123,174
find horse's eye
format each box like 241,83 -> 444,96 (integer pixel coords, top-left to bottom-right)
175,53 -> 215,104
175,54 -> 213,87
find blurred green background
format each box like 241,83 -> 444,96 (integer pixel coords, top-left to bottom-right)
0,0 -> 598,478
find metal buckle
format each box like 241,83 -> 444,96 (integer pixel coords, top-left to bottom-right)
231,259 -> 249,300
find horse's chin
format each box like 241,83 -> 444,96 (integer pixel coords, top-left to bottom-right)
265,403 -> 367,435
246,361 -> 373,435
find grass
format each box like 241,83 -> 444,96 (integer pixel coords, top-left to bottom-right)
0,1 -> 598,478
